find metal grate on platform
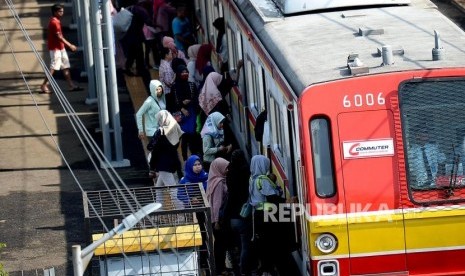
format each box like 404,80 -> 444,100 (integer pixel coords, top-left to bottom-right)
83,183 -> 210,219
82,183 -> 215,275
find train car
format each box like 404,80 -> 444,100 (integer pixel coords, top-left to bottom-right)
194,0 -> 465,275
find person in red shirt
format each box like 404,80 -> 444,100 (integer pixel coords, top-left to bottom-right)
40,4 -> 82,94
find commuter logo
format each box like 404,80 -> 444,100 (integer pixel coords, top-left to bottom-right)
343,138 -> 394,159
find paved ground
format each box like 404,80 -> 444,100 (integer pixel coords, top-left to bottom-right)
0,0 -> 152,275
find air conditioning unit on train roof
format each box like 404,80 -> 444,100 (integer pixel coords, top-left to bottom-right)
271,0 -> 411,15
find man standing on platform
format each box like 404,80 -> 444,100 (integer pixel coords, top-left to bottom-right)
40,3 -> 82,94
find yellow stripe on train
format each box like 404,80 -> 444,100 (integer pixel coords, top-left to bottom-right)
307,206 -> 465,257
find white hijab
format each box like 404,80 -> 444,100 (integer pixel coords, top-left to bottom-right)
200,112 -> 225,139
156,110 -> 184,145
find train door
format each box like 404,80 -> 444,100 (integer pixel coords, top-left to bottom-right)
337,110 -> 407,275
243,48 -> 265,157
290,101 -> 309,275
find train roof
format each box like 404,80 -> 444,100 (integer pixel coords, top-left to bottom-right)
236,0 -> 465,95
271,0 -> 411,15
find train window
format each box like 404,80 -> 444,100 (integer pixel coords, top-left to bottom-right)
209,1 -> 223,43
399,78 -> 465,204
234,32 -> 243,64
226,27 -> 234,72
218,2 -> 224,17
270,97 -> 285,161
194,0 -> 201,16
246,60 -> 262,115
206,1 -> 214,42
261,68 -> 267,106
194,0 -> 207,42
310,118 -> 336,197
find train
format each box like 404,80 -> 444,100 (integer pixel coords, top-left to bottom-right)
193,0 -> 465,275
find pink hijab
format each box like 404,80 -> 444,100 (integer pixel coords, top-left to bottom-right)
163,36 -> 188,63
162,36 -> 175,48
198,72 -> 223,115
206,158 -> 230,222
188,44 -> 201,60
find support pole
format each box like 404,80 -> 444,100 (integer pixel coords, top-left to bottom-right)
102,0 -> 129,166
72,203 -> 161,275
81,0 -> 97,103
72,245 -> 84,276
90,0 -> 112,162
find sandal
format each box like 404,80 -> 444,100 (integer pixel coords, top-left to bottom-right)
40,84 -> 51,94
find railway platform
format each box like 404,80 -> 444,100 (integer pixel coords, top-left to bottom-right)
1,0 -> 465,275
0,0 -> 154,274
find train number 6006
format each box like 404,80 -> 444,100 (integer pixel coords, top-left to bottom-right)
343,93 -> 385,108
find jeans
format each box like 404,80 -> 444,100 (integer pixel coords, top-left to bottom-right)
231,218 -> 255,274
212,223 -> 227,273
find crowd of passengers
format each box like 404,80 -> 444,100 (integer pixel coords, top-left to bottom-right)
111,0 -> 300,275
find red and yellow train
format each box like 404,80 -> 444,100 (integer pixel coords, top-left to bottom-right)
194,0 -> 465,274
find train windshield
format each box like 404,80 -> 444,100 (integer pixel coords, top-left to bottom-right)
399,78 -> 465,204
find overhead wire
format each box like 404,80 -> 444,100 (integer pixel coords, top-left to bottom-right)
1,0 -> 184,273
0,0 -> 148,267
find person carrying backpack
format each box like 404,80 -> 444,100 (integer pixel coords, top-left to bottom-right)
249,155 -> 284,275
249,155 -> 300,275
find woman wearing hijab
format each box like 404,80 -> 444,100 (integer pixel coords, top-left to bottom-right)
162,36 -> 188,64
147,110 -> 184,205
178,155 -> 208,204
224,150 -> 256,275
198,72 -> 231,131
206,157 -> 230,275
177,154 -> 210,269
195,44 -> 213,84
136,80 -> 166,141
248,155 -> 286,275
198,72 -> 223,115
173,64 -> 202,160
200,112 -> 232,172
186,44 -> 202,87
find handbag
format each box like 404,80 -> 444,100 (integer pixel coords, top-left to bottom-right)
240,178 -> 254,218
240,202 -> 252,218
112,7 -> 133,39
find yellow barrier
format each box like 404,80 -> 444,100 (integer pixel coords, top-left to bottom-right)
92,224 -> 202,256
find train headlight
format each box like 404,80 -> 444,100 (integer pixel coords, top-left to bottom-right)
315,233 -> 337,254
